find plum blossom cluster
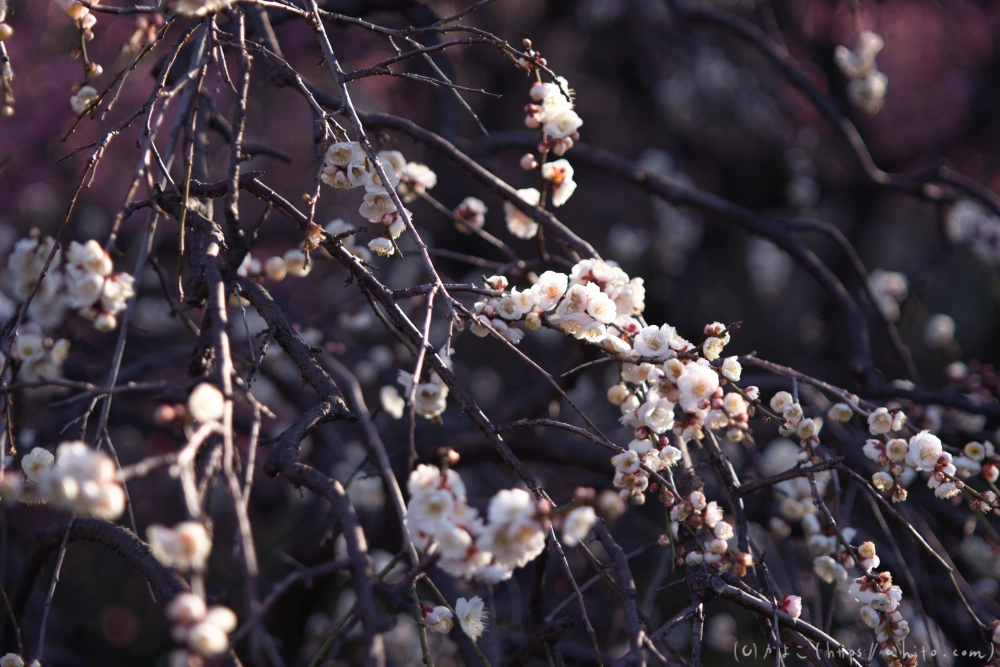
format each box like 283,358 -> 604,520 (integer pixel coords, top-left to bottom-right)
53,0 -> 107,114
523,79 -> 583,146
869,269 -> 908,322
609,345 -> 757,503
3,442 -> 126,520
467,261 -> 768,513
421,596 -> 489,643
145,485 -> 236,662
770,391 -> 824,444
11,324 -> 70,383
469,258 -> 645,350
945,200 -> 1000,264
672,492 -> 754,578
804,516 -> 858,586
834,31 -> 888,115
861,429 -> 958,501
405,464 -> 547,583
320,142 -> 436,257
64,240 -> 135,331
7,236 -> 135,333
847,543 -> 915,667
503,77 -> 583,239
758,439 -> 831,540
166,593 -> 239,663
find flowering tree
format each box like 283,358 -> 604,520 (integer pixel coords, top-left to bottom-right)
0,0 -> 999,666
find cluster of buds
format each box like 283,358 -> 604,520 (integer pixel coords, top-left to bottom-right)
862,427 -> 969,501
770,391 -> 824,445
611,437 -> 682,505
515,38 -> 548,73
834,30 -> 888,115
56,0 -> 98,36
847,544 -> 914,667
320,142 -> 437,258
671,492 -> 753,577
123,13 -> 166,57
238,247 -> 312,282
166,593 -> 238,663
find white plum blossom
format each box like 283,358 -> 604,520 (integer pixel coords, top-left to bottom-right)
379,385 -> 405,419
828,403 -> 854,422
721,357 -> 741,381
454,197 -> 487,232
633,324 -> 676,360
868,407 -> 893,435
148,522 -> 213,571
188,383 -> 225,423
660,446 -> 683,467
814,555 -> 848,584
176,0 -> 237,17
397,370 -> 449,419
906,431 -> 943,472
835,31 -> 888,114
283,249 -> 311,277
504,188 -> 541,239
369,238 -> 395,257
561,506 -> 597,547
637,395 -> 676,434
398,162 -> 437,201
541,159 -> 577,207
70,86 -> 98,114
677,363 -> 720,412
21,448 -> 53,485
455,596 -> 488,642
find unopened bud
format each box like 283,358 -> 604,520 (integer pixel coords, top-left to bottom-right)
520,153 -> 538,170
